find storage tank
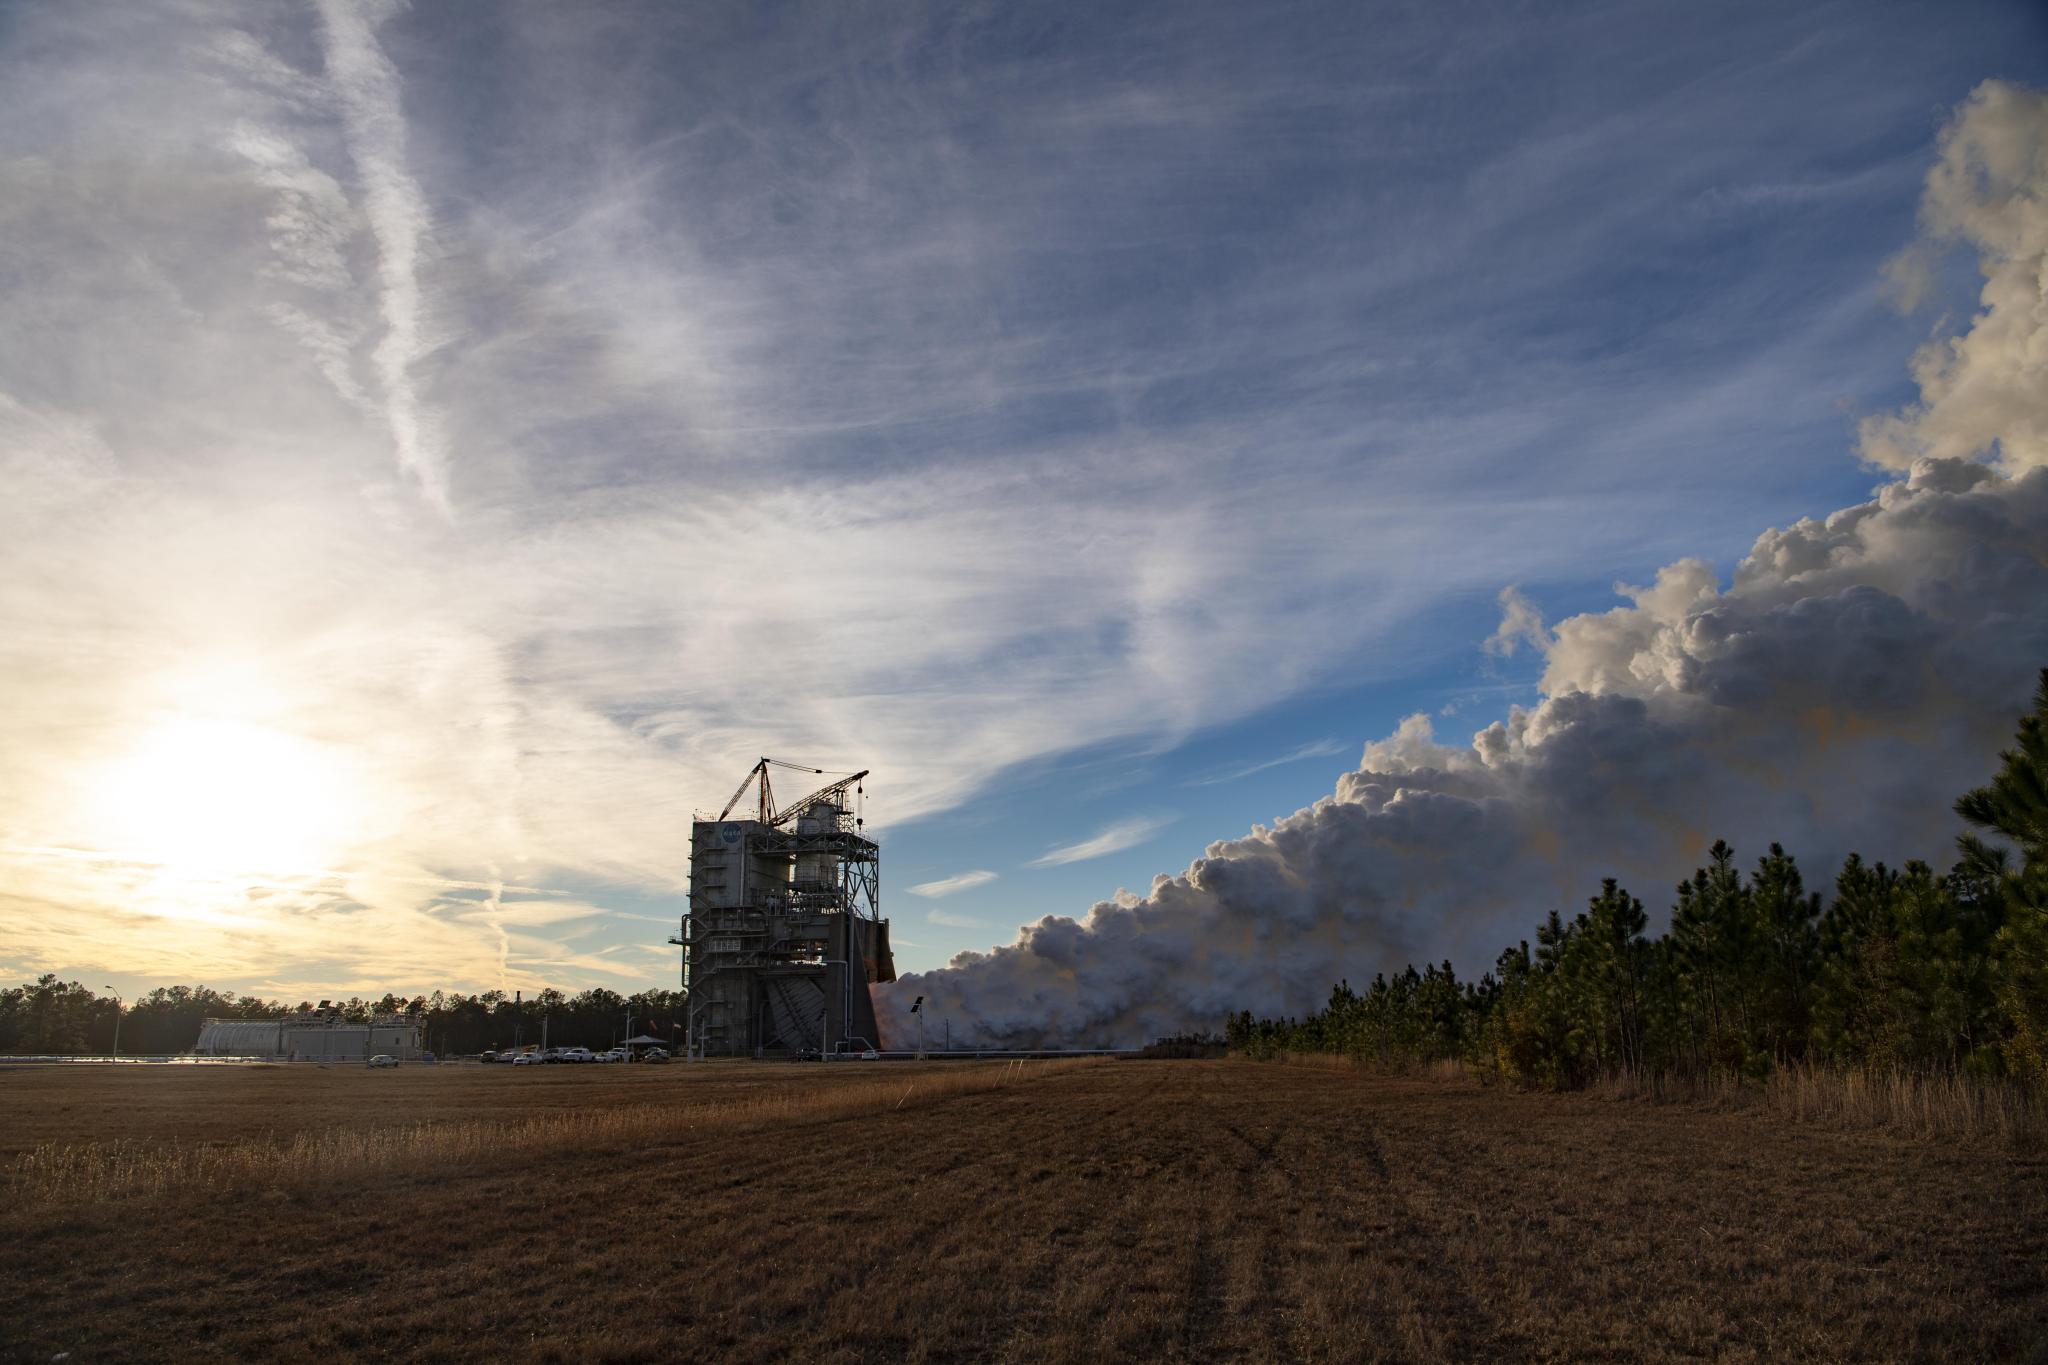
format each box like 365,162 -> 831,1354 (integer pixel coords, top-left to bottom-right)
793,800 -> 841,890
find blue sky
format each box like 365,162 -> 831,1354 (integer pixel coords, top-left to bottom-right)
0,0 -> 2044,1001
789,0 -> 2048,970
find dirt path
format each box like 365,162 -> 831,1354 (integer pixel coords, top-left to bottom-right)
3,1061 -> 2042,1361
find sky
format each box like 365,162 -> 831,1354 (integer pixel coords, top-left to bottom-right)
1,0 -> 2045,1015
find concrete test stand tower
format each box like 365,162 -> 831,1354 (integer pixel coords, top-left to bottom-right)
676,759 -> 894,1058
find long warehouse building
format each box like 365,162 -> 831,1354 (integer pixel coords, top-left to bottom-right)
194,1010 -> 425,1061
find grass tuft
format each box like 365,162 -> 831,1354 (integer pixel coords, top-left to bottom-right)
1762,1060 -> 2045,1149
1577,1062 -> 2045,1150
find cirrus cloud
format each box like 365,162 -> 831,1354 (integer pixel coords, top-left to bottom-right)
1028,817 -> 1177,868
906,870 -> 998,899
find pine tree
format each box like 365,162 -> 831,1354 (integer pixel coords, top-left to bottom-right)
1671,841 -> 1758,1075
1560,879 -> 1648,1074
1955,667 -> 2048,1086
1748,844 -> 1820,1061
1812,855 -> 1902,1063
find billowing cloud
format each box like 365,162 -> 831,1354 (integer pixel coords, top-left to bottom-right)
882,81 -> 2048,1049
1859,82 -> 2048,474
1029,817 -> 1177,868
906,870 -> 998,899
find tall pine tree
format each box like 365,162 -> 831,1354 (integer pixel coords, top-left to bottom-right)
1956,667 -> 2048,1086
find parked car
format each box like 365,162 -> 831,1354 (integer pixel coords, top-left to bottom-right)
602,1048 -> 627,1063
368,1054 -> 399,1068
559,1047 -> 596,1064
640,1049 -> 670,1064
479,1050 -> 499,1064
511,1051 -> 542,1066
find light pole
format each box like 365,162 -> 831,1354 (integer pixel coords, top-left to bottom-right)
105,988 -> 122,1060
911,995 -> 925,1059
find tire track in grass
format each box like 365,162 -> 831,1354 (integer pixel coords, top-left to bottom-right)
1214,1092 -> 1313,1357
989,1064 -> 1177,1359
1233,1067 -> 1510,1360
1328,1076 -> 1522,1358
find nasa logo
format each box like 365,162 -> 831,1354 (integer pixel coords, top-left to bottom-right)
721,822 -> 743,844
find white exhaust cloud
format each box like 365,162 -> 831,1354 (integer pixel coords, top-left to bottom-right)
881,81 -> 2048,1049
1858,82 -> 2048,476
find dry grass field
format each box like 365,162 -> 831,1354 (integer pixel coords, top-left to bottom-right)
3,1059 -> 2044,1363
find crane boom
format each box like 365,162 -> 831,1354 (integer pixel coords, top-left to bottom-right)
771,769 -> 869,829
714,757 -> 837,823
716,758 -> 768,822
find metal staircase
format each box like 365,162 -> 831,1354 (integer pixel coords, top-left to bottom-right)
762,973 -> 825,1053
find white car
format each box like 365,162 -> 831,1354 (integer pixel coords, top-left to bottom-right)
559,1047 -> 596,1064
368,1054 -> 399,1068
511,1052 -> 542,1065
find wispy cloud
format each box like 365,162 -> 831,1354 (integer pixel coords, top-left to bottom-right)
925,908 -> 984,930
1029,816 -> 1175,867
314,0 -> 449,513
906,869 -> 997,899
1483,586 -> 1550,658
1186,739 -> 1349,786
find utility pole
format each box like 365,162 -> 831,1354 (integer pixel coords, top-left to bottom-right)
105,988 -> 122,1060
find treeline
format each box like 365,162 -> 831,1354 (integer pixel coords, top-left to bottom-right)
0,980 -> 688,1057
1228,670 -> 2048,1092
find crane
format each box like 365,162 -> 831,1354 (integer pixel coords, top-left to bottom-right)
773,770 -> 868,831
716,757 -> 869,829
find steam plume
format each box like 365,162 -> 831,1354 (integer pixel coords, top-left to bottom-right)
881,81 -> 2048,1049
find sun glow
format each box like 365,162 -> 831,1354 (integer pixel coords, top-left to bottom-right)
84,716 -> 368,880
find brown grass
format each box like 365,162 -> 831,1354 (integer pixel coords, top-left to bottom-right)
1578,1060 -> 2047,1151
0,1056 -> 928,1158
1262,1051 -> 2047,1152
7,1058 -> 1100,1207
1764,1060 -> 2046,1147
1268,1052 -> 1470,1084
2,1059 -> 2043,1362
